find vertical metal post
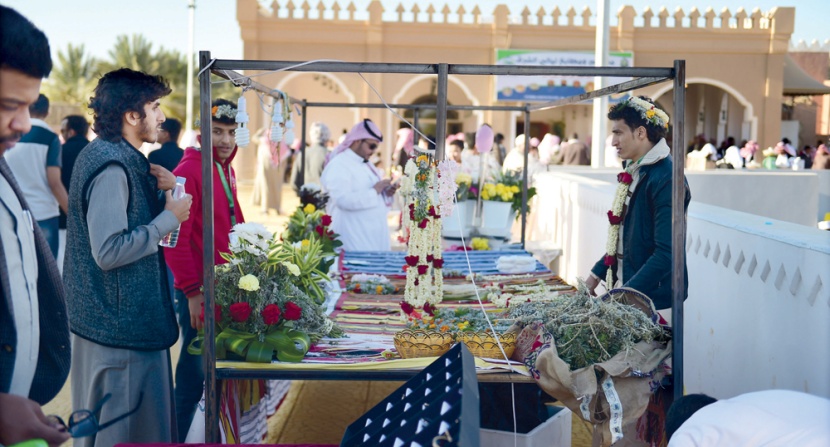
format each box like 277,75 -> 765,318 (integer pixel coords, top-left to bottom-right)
413,109 -> 420,148
198,51 -> 219,443
435,64 -> 449,160
299,101 -> 308,186
671,60 -> 686,402
184,0 -> 196,134
520,104 -> 530,249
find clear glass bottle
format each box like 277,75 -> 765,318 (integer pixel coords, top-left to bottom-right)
159,176 -> 187,248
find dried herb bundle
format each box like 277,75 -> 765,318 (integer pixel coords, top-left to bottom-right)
507,280 -> 667,370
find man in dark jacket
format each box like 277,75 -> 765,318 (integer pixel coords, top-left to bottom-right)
57,114 -> 90,270
0,6 -> 71,447
586,96 -> 691,314
148,117 -> 184,173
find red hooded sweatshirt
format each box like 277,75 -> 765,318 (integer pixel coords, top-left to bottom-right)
164,145 -> 245,298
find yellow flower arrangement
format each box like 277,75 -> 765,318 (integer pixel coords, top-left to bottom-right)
471,237 -> 489,251
480,183 -> 515,202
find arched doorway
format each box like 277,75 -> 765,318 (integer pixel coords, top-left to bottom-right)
402,94 -> 462,146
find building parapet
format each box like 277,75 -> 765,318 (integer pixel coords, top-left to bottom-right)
254,0 -> 792,33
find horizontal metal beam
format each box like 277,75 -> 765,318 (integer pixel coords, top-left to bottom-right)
216,367 -> 534,382
211,68 -> 305,104
209,59 -> 675,78
449,64 -> 674,78
304,101 -> 527,112
529,76 -> 670,111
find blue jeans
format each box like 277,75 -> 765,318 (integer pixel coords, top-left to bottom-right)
37,216 -> 59,258
174,289 -> 204,441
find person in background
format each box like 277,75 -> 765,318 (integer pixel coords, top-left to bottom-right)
64,68 -> 192,447
165,99 -> 246,438
56,114 -> 90,271
0,6 -> 71,447
148,118 -> 184,173
4,94 -> 68,257
447,138 -> 464,164
321,119 -> 397,251
666,390 -> 830,446
392,127 -> 414,173
494,132 -> 507,165
560,132 -> 591,166
813,143 -> 830,170
290,121 -> 330,193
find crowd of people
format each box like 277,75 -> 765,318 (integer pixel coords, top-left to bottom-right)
687,133 -> 830,170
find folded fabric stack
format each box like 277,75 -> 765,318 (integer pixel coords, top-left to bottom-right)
496,255 -> 537,274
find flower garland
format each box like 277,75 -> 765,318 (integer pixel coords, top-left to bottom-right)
435,159 -> 460,217
400,156 -> 444,314
604,171 -> 633,286
623,97 -> 670,129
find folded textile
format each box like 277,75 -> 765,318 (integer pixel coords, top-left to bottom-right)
496,255 -> 537,274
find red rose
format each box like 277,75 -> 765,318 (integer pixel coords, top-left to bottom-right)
200,303 -> 222,323
426,254 -> 434,263
418,218 -> 429,229
321,214 -> 332,226
604,255 -> 616,267
261,304 -> 281,325
409,209 -> 416,220
284,302 -> 302,321
315,225 -> 324,236
427,206 -> 437,217
423,303 -> 435,316
405,255 -> 420,266
432,258 -> 444,269
417,265 -> 429,275
400,301 -> 414,314
229,302 -> 252,322
607,210 -> 622,225
414,279 -> 419,286
408,203 -> 415,211
617,172 -> 633,184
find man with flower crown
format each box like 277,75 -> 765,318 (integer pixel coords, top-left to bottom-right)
586,96 -> 691,319
163,98 -> 246,439
320,119 -> 398,251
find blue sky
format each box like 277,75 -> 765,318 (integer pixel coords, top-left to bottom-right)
6,0 -> 828,61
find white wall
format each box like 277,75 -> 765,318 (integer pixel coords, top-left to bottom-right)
529,171 -> 830,399
540,166 -> 822,227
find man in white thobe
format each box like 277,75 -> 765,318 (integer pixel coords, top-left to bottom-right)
321,119 -> 397,251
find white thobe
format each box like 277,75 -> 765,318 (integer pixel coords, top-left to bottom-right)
321,149 -> 390,251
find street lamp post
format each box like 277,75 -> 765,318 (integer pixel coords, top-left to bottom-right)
185,0 -> 196,135
591,0 -> 610,168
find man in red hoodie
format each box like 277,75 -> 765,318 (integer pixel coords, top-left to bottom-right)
164,98 -> 245,439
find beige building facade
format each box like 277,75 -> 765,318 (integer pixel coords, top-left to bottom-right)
233,0 -> 799,179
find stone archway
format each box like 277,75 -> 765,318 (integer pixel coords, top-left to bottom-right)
652,78 -> 758,145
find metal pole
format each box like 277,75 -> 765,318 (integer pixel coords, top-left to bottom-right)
198,51 -> 219,443
300,101 -> 307,186
413,109 -> 420,148
591,0 -> 610,168
671,60 -> 686,402
435,63 -> 448,160
184,0 -> 195,135
520,105 -> 530,249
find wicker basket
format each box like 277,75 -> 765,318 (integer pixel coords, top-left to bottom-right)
457,331 -> 517,359
393,329 -> 455,359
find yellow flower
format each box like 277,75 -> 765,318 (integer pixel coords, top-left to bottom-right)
471,237 -> 489,251
646,110 -> 656,119
376,285 -> 384,294
303,203 -> 316,214
238,274 -> 260,291
481,191 -> 491,200
416,155 -> 428,164
283,262 -> 301,276
511,185 -> 519,193
301,239 -> 310,249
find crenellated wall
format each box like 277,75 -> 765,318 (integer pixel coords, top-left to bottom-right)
529,169 -> 830,399
232,0 -> 796,181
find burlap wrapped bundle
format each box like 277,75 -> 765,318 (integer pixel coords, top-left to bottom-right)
512,288 -> 671,446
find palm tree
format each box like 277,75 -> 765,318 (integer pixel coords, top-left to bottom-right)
41,43 -> 102,111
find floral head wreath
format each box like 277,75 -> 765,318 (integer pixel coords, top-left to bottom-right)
211,104 -> 237,120
620,97 -> 670,129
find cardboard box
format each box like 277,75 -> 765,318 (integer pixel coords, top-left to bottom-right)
480,406 -> 572,447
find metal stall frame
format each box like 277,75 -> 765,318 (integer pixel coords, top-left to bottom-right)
199,52 -> 686,442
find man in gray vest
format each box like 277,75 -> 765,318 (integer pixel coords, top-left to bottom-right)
64,68 -> 192,447
0,6 -> 71,447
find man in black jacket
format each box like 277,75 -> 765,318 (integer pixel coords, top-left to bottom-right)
148,117 -> 184,173
57,115 -> 90,270
0,5 -> 71,447
586,96 -> 691,314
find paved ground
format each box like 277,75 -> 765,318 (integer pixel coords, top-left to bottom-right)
43,181 -> 592,446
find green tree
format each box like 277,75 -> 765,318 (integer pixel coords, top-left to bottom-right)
41,43 -> 101,112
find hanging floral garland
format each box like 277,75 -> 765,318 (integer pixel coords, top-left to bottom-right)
604,170 -> 633,287
399,154 -> 459,319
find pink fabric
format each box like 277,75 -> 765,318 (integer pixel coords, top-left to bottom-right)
475,124 -> 494,154
395,128 -> 414,156
324,119 -> 383,166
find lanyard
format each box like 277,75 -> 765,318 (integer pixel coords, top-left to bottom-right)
215,161 -> 237,226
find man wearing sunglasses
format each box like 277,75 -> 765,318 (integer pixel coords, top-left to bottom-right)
0,6 -> 71,447
321,119 -> 398,251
